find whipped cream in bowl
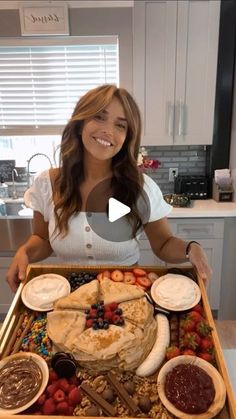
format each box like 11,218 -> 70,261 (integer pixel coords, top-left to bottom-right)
151,273 -> 201,311
21,273 -> 71,311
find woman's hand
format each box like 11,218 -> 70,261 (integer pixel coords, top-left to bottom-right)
187,243 -> 212,285
6,249 -> 29,293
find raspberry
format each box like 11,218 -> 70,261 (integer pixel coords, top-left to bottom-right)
104,311 -> 113,322
112,314 -> 121,324
53,389 -> 66,403
86,318 -> 93,328
56,401 -> 70,414
49,369 -> 59,383
57,377 -> 70,393
37,393 -> 46,406
68,384 -> 77,392
69,375 -> 78,385
108,302 -> 119,311
42,398 -> 56,415
68,387 -> 83,406
89,308 -> 97,318
46,383 -> 58,396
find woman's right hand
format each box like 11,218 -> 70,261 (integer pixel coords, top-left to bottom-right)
6,248 -> 29,293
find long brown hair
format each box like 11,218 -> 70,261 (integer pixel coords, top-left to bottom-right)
53,84 -> 145,238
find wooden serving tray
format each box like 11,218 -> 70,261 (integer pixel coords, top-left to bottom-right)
0,264 -> 235,419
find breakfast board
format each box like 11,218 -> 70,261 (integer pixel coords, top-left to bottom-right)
0,264 -> 235,419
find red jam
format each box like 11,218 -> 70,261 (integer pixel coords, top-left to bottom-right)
164,363 -> 215,414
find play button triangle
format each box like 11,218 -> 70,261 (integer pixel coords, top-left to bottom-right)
108,197 -> 131,222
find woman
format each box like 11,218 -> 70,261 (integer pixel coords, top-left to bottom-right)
6,84 -> 212,292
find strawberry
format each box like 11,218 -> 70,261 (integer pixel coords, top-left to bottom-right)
136,276 -> 152,288
165,346 -> 181,360
111,269 -> 124,282
49,369 -> 59,383
188,310 -> 203,324
181,332 -> 201,350
196,320 -> 213,337
68,387 -> 83,406
46,383 -> 58,396
133,268 -> 147,276
53,388 -> 66,403
123,272 -> 136,284
198,352 -> 214,363
37,393 -> 46,406
42,398 -> 56,415
180,317 -> 195,333
86,318 -> 93,328
199,336 -> 213,351
192,303 -> 204,316
182,349 -> 196,356
56,401 -> 70,414
57,378 -> 70,393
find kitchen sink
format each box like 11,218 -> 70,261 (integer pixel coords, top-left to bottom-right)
0,201 -> 33,251
5,202 -> 25,216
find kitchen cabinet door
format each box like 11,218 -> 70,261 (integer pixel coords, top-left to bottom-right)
133,0 -> 220,146
0,257 -> 15,317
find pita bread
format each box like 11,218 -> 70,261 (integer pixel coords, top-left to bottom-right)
100,277 -> 144,304
119,297 -> 154,329
54,280 -> 99,310
73,325 -> 135,360
47,310 -> 86,352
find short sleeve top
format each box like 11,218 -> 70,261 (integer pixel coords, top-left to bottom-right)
24,170 -> 172,265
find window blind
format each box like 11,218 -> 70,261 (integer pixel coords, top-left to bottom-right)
0,38 -> 119,135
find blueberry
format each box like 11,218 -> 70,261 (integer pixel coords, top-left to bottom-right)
92,303 -> 98,309
92,323 -> 99,330
115,308 -> 123,315
104,323 -> 109,329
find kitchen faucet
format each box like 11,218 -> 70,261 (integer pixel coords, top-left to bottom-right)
11,168 -> 18,199
27,153 -> 53,188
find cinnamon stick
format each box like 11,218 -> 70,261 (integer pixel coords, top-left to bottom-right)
11,314 -> 34,354
2,313 -> 25,358
80,382 -> 116,417
106,372 -> 139,415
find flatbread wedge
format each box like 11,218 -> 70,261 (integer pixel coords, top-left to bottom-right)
54,279 -> 99,310
100,277 -> 144,304
47,310 -> 86,352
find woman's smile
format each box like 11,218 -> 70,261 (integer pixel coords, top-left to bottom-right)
92,136 -> 113,147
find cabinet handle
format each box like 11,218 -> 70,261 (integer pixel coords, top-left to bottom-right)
178,102 -> 185,136
168,103 -> 174,137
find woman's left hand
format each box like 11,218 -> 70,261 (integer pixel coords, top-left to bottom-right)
187,243 -> 212,286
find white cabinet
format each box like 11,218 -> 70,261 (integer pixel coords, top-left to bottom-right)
0,257 -> 15,316
168,218 -> 224,311
139,218 -> 224,311
133,0 -> 220,146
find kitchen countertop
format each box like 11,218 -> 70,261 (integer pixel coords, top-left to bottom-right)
3,198 -> 236,218
169,199 -> 236,218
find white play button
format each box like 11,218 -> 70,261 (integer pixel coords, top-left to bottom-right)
108,197 -> 131,222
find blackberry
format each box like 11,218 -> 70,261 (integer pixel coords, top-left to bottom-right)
115,308 -> 123,315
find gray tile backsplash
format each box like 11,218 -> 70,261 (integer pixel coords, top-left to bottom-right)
144,145 -> 207,195
6,145 -> 208,198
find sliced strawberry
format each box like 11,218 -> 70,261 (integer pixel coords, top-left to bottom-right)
123,272 -> 136,285
133,268 -> 147,276
111,269 -> 124,282
136,276 -> 152,288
